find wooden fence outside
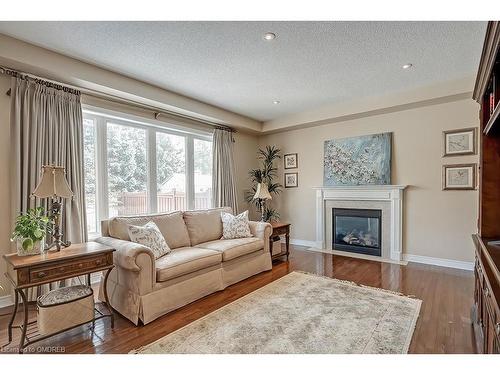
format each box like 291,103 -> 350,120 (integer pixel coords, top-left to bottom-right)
115,190 -> 211,215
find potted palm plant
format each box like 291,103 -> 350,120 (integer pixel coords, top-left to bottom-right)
11,207 -> 51,256
245,145 -> 282,222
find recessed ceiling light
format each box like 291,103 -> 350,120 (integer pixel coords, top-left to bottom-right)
273,100 -> 280,105
263,32 -> 277,41
402,63 -> 413,69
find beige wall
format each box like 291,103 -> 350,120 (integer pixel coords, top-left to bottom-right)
232,132 -> 260,217
259,98 -> 479,263
0,75 -> 12,297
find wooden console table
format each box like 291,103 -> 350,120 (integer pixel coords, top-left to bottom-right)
2,242 -> 115,353
270,222 -> 290,261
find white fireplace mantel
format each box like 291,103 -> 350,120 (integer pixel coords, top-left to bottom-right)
314,185 -> 407,261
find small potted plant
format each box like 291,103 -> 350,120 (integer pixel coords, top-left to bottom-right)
11,207 -> 51,256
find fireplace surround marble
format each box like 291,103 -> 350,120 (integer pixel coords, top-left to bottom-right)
314,185 -> 407,262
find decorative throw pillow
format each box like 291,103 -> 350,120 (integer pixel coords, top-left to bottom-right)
127,221 -> 171,259
221,211 -> 253,239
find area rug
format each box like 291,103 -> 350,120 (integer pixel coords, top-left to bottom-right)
132,271 -> 422,354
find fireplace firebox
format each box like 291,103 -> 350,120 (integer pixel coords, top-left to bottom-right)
332,208 -> 382,256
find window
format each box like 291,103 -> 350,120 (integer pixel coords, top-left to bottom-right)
156,132 -> 186,212
83,118 -> 97,234
194,138 -> 213,209
107,123 -> 148,217
82,108 -> 213,236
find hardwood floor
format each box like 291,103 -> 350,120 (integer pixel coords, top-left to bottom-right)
0,245 -> 476,354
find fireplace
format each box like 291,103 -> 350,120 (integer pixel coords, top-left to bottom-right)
332,208 -> 382,256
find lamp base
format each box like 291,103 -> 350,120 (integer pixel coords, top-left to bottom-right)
260,199 -> 266,222
46,238 -> 71,252
45,199 -> 71,252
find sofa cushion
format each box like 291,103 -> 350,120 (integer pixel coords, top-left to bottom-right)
155,247 -> 222,282
221,211 -> 252,239
183,207 -> 232,246
108,211 -> 191,249
127,222 -> 171,259
196,237 -> 264,262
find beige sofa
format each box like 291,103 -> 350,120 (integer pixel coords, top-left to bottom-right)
95,207 -> 272,325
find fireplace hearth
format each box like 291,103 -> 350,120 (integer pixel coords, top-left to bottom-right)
332,208 -> 382,256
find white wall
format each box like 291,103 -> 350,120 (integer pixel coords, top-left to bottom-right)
259,97 -> 479,263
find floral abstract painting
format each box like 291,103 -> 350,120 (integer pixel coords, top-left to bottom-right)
324,133 -> 392,186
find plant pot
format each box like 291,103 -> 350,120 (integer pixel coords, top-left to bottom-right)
16,237 -> 46,256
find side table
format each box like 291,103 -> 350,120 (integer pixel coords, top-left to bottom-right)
270,222 -> 291,261
2,242 -> 115,353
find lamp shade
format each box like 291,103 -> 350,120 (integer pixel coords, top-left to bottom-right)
32,165 -> 73,198
253,183 -> 272,200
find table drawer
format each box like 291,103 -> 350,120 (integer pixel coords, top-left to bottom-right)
272,226 -> 289,236
29,254 -> 111,283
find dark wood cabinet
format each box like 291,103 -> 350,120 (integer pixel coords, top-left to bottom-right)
472,21 -> 500,354
472,236 -> 500,354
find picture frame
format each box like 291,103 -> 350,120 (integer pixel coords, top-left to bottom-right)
284,153 -> 298,169
284,172 -> 298,188
442,163 -> 477,190
443,127 -> 477,157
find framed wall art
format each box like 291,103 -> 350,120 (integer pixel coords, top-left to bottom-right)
284,172 -> 298,188
442,163 -> 477,190
284,153 -> 298,169
323,132 -> 392,186
443,127 -> 477,156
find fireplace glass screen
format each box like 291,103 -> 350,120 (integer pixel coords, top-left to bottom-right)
333,208 -> 382,256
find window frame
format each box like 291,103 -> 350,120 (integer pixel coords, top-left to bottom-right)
82,105 -> 213,237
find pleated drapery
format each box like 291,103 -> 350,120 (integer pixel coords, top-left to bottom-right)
212,128 -> 238,214
10,77 -> 87,300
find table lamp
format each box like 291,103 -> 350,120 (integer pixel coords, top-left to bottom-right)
253,182 -> 272,222
32,165 -> 73,251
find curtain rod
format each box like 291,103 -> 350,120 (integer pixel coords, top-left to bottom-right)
0,65 -> 235,133
0,66 -> 80,95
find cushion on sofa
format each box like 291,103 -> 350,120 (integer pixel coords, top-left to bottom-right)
221,210 -> 252,239
108,211 -> 191,249
183,207 -> 232,246
155,247 -> 222,282
195,237 -> 264,262
127,221 -> 171,259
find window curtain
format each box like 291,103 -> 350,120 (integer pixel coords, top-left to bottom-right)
212,128 -> 238,214
10,77 -> 87,300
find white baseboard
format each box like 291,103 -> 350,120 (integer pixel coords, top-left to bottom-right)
403,254 -> 474,271
0,294 -> 13,309
90,273 -> 102,285
289,238 -> 317,248
290,238 -> 474,271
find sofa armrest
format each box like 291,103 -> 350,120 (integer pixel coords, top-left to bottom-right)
248,221 -> 273,254
94,236 -> 155,295
95,236 -> 154,271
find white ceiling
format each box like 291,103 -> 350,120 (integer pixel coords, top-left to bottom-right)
0,21 -> 487,122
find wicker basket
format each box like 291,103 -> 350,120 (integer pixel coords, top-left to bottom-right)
37,285 -> 95,335
271,235 -> 283,256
